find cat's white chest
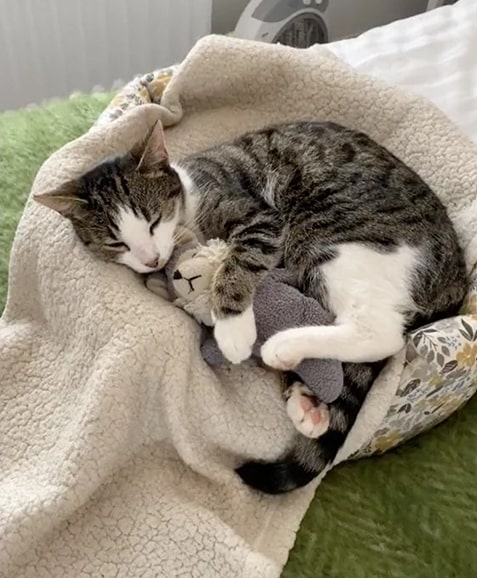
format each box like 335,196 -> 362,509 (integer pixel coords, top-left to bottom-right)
261,242 -> 418,368
321,242 -> 418,323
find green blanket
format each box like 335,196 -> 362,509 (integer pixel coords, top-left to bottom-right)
1,96 -> 475,578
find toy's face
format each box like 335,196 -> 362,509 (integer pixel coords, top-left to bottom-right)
171,248 -> 215,302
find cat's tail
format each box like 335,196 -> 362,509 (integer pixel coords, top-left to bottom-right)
236,439 -> 327,494
236,361 -> 385,494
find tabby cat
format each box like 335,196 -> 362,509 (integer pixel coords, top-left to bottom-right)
35,120 -> 467,493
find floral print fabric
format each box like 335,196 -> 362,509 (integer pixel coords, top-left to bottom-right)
356,266 -> 477,457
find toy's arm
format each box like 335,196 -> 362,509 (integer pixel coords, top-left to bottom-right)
173,297 -> 187,309
201,334 -> 227,366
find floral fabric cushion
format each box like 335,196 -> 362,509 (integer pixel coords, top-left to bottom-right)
355,266 -> 477,457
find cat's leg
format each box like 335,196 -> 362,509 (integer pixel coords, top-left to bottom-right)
284,382 -> 330,438
261,312 -> 405,369
263,242 -> 414,369
212,212 -> 282,364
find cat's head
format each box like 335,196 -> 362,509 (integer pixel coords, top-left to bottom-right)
34,122 -> 183,274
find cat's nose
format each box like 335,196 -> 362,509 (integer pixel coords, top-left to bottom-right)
145,257 -> 159,269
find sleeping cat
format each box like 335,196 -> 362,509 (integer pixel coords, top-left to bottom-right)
35,120 -> 467,493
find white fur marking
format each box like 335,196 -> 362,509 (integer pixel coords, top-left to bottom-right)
171,162 -> 199,226
286,384 -> 330,439
262,173 -> 278,209
152,209 -> 179,265
116,205 -> 179,274
262,243 -> 417,367
213,306 -> 257,364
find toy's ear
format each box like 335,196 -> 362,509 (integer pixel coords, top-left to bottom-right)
34,180 -> 87,217
174,249 -> 196,271
128,120 -> 169,174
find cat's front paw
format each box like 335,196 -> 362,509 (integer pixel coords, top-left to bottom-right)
213,306 -> 256,364
261,330 -> 304,370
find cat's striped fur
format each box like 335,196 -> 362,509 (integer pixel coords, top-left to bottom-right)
35,121 -> 467,493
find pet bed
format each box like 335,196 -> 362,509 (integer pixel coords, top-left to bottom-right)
94,3 -> 477,461
1,3 -> 476,578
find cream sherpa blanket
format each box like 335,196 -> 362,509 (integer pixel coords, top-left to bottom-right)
1,36 -> 477,578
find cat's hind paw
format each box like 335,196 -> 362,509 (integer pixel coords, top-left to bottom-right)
286,384 -> 330,439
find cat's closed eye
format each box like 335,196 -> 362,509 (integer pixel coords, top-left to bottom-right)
149,217 -> 161,234
106,241 -> 129,251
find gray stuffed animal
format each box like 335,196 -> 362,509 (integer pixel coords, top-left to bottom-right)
146,238 -> 344,404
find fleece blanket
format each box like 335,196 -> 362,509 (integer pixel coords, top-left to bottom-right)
1,36 -> 477,578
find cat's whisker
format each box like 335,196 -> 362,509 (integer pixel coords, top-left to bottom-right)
175,208 -> 207,241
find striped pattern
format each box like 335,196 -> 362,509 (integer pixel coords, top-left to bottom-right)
180,120 -> 466,493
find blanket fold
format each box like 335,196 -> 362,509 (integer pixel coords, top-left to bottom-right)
1,35 -> 476,578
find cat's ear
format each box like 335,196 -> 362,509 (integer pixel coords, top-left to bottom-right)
129,120 -> 169,174
33,180 -> 86,217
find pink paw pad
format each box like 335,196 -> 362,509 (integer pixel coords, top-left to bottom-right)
287,385 -> 331,439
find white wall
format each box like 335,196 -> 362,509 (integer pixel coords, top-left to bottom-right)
0,0 -> 212,111
0,0 -> 455,111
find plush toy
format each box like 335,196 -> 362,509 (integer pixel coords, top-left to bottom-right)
146,238 -> 344,404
